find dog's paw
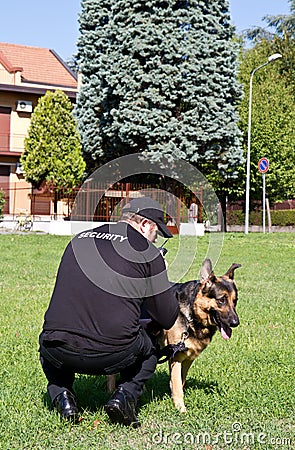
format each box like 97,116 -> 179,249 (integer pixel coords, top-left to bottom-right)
175,403 -> 187,413
174,399 -> 186,413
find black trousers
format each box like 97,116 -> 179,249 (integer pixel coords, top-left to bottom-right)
39,328 -> 158,406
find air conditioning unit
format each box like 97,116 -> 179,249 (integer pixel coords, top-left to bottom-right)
16,100 -> 33,113
15,162 -> 25,175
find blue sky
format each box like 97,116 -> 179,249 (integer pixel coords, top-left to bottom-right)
0,0 -> 291,61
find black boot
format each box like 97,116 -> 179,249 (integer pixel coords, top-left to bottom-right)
53,390 -> 79,423
104,386 -> 141,428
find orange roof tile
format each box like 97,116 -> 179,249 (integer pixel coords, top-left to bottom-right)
0,42 -> 77,88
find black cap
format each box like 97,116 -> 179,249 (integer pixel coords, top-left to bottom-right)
122,196 -> 173,238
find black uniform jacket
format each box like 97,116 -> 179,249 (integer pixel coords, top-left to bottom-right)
41,222 -> 179,351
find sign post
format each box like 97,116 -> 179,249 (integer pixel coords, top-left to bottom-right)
258,158 -> 269,233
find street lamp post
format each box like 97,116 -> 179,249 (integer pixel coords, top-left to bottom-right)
244,53 -> 282,234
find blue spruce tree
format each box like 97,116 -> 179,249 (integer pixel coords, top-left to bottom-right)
76,0 -> 243,191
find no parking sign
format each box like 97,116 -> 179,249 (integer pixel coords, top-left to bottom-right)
258,157 -> 269,173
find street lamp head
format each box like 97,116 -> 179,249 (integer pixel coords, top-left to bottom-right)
268,53 -> 283,62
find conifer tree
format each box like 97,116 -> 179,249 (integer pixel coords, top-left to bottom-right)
22,90 -> 85,188
76,0 -> 243,183
21,90 -> 85,213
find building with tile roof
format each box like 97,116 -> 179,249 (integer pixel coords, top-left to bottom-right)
0,42 -> 78,217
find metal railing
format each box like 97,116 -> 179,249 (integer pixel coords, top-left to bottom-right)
1,182 -> 203,224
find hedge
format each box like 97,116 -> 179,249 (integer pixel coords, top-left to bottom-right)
227,209 -> 295,227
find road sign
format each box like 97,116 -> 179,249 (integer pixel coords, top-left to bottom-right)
258,157 -> 269,173
258,158 -> 269,233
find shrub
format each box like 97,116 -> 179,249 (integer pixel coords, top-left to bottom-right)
270,209 -> 295,226
249,210 -> 262,226
226,210 -> 244,226
227,209 -> 295,227
0,189 -> 5,219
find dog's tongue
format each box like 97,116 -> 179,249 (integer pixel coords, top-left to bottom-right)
220,325 -> 232,340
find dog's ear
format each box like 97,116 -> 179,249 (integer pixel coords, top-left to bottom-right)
224,263 -> 241,280
200,258 -> 216,290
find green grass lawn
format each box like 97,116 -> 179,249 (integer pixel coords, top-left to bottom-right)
0,232 -> 294,449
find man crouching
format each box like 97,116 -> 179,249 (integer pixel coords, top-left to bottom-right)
39,197 -> 178,428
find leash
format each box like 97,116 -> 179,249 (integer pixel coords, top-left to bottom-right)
157,331 -> 189,364
156,281 -> 199,364
156,306 -> 197,364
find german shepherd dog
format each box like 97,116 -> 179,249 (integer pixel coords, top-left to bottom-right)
161,258 -> 241,412
107,258 -> 241,413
